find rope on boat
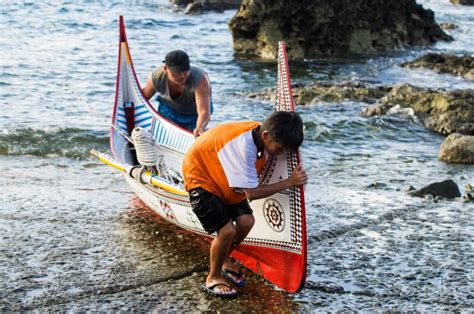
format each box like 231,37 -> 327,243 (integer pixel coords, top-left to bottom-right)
131,127 -> 157,166
131,126 -> 159,176
131,127 -> 176,181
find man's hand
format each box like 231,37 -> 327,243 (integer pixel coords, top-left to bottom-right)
193,127 -> 203,137
289,163 -> 308,187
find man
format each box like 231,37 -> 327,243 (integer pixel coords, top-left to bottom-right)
182,111 -> 308,297
142,50 -> 212,137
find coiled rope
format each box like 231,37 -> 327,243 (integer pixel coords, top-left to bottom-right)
132,127 -> 158,167
131,126 -> 176,182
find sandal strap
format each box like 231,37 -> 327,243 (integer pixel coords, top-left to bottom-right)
206,282 -> 231,290
223,268 -> 242,277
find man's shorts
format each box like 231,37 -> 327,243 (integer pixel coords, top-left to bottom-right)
188,187 -> 253,234
155,95 -> 214,131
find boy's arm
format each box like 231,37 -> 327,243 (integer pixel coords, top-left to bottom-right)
243,164 -> 307,202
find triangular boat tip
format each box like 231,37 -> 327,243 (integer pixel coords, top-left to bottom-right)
119,16 -> 126,42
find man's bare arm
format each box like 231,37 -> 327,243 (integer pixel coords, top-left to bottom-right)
193,75 -> 212,137
141,74 -> 156,100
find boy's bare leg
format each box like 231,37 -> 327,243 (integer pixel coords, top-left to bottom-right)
223,214 -> 255,272
207,221 -> 236,294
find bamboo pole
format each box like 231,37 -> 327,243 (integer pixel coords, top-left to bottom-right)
90,149 -> 188,196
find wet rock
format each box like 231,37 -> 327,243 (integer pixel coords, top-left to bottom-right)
365,182 -> 387,189
408,179 -> 461,199
464,192 -> 473,202
403,274 -> 417,281
305,280 -> 347,294
248,81 -> 392,106
293,82 -> 391,105
353,289 -> 376,296
465,183 -> 473,192
228,0 -> 452,59
405,185 -> 416,192
439,23 -> 458,30
362,84 -> 474,135
450,0 -> 474,5
171,0 -> 241,14
402,53 -> 474,81
438,133 -> 474,164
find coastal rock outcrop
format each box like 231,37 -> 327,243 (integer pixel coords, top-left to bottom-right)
402,53 -> 474,81
248,82 -> 392,106
228,0 -> 452,59
438,133 -> 474,164
171,0 -> 240,14
247,82 -> 474,164
362,84 -> 474,136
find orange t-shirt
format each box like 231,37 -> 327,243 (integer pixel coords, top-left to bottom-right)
182,121 -> 266,204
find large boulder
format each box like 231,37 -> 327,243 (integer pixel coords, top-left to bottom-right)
402,53 -> 474,81
438,133 -> 474,164
228,0 -> 452,59
362,84 -> 474,135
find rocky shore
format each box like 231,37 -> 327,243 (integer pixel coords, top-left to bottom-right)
248,81 -> 474,165
248,82 -> 390,105
363,84 -> 474,136
402,53 -> 474,81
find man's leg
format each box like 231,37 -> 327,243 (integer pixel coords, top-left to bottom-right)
207,221 -> 237,294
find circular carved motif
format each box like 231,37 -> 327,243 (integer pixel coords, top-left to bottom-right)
263,198 -> 285,232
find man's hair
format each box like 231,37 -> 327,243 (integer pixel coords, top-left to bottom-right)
164,50 -> 190,72
261,111 -> 304,150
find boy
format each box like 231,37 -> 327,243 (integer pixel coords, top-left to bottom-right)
182,111 -> 308,297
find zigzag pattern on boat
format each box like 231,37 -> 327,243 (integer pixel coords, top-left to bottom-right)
277,42 -> 295,112
275,41 -> 304,251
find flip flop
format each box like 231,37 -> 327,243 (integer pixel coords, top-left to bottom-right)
222,268 -> 246,287
201,282 -> 237,298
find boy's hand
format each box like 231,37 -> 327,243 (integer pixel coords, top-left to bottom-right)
289,163 -> 308,187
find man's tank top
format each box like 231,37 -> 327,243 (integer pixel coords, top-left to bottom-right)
151,65 -> 207,115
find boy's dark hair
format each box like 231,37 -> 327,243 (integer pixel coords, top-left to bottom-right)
261,111 -> 304,150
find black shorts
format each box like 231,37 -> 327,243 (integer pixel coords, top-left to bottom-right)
188,187 -> 253,234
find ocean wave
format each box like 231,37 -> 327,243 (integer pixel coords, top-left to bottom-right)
0,128 -> 110,159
